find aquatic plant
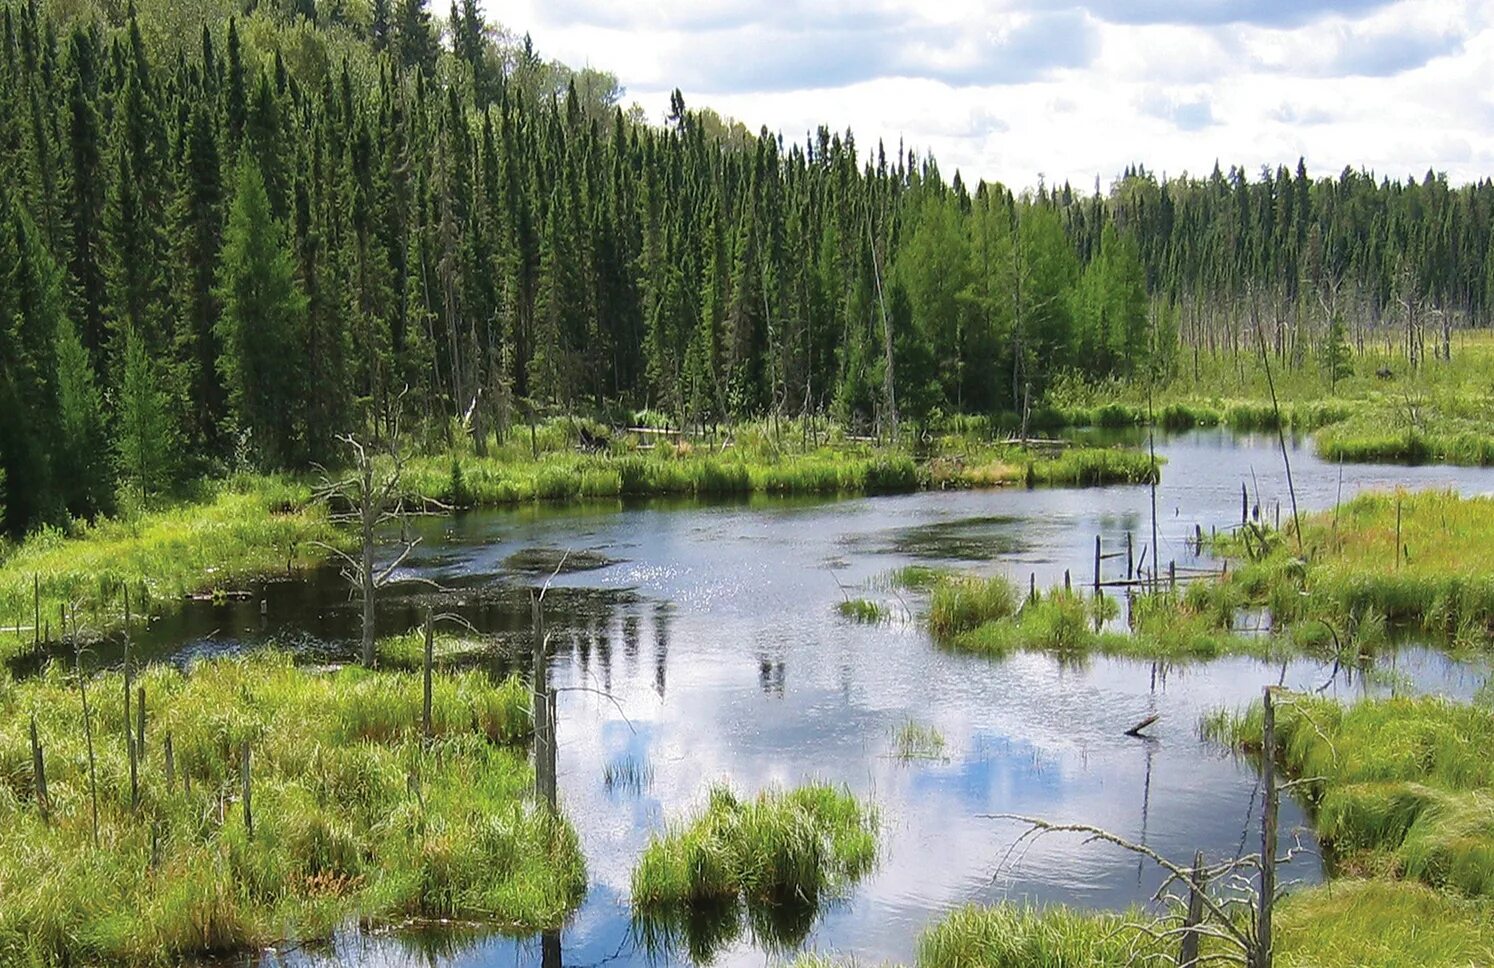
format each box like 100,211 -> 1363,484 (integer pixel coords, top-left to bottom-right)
603,755 -> 654,795
928,576 -> 1019,640
630,783 -> 876,911
0,653 -> 581,965
890,721 -> 947,762
837,598 -> 889,623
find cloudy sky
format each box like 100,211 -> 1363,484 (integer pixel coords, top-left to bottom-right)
490,0 -> 1494,191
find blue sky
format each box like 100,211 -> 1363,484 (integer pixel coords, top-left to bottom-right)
491,0 -> 1493,189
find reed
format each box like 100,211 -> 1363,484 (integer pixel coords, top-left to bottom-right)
890,721 -> 947,762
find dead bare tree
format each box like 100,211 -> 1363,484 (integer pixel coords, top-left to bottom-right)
314,397 -> 424,667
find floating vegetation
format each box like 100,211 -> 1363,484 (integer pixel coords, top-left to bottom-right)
603,755 -> 655,796
890,721 -> 947,762
0,653 -> 583,965
503,547 -> 616,575
837,598 -> 889,623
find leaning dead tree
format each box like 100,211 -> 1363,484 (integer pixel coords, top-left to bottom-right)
986,688 -> 1317,968
314,400 -> 426,666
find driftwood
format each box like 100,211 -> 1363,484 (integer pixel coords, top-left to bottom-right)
1125,714 -> 1160,737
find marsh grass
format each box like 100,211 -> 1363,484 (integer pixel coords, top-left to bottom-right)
890,721 -> 947,762
928,576 -> 1019,640
0,478 -> 339,662
916,903 -> 1159,968
931,578 -> 1279,663
1217,490 -> 1494,639
1207,692 -> 1494,900
914,880 -> 1494,968
0,653 -> 582,965
837,598 -> 889,623
630,783 -> 876,911
374,629 -> 496,671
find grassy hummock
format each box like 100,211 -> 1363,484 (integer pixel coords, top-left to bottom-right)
1206,692 -> 1494,900
0,653 -> 583,965
631,783 -> 876,910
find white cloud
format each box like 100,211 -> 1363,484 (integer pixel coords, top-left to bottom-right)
487,0 -> 1494,189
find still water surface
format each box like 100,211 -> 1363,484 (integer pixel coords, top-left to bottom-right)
152,430 -> 1493,968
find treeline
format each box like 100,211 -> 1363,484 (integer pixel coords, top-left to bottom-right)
2,0 -> 1492,536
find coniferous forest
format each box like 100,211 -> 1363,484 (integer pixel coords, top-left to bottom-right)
4,0 -> 1494,536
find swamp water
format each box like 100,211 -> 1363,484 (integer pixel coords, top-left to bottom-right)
122,430 -> 1494,968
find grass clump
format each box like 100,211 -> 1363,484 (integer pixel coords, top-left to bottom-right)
837,598 -> 889,623
916,904 -> 1159,968
374,628 -> 495,671
0,653 -> 581,965
0,477 -> 338,662
630,783 -> 876,910
928,576 -> 1019,640
890,721 -> 947,762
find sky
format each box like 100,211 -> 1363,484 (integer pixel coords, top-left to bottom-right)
486,0 -> 1494,192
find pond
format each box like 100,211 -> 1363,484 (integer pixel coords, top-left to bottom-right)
139,430 -> 1494,968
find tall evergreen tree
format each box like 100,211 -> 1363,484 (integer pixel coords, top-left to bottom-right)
216,155 -> 310,468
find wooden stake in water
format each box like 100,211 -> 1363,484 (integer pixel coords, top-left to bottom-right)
30,714 -> 48,821
422,607 -> 434,743
1178,850 -> 1207,967
75,643 -> 100,850
1093,535 -> 1102,592
241,743 -> 253,839
531,591 -> 557,811
1256,688 -> 1278,968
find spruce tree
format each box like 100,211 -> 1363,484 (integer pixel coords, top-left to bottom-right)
116,322 -> 176,501
0,201 -> 62,533
216,155 -> 310,468
394,0 -> 438,77
54,314 -> 112,516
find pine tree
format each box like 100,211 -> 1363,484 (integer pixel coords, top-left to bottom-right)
1320,311 -> 1352,392
116,322 -> 176,501
216,155 -> 310,469
171,102 -> 226,451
